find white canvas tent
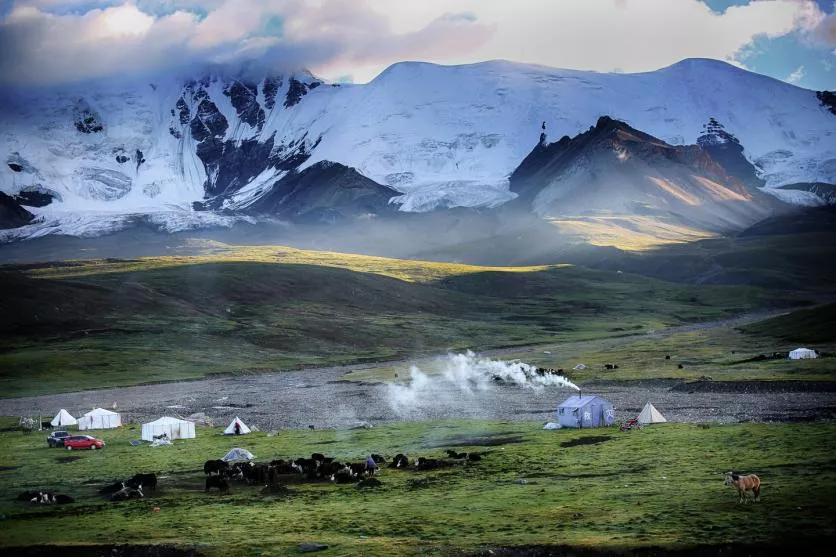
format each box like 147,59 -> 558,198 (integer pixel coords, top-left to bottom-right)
222,448 -> 255,462
141,416 -> 196,441
78,408 -> 121,430
789,347 -> 817,360
223,417 -> 251,435
637,402 -> 667,424
50,409 -> 77,427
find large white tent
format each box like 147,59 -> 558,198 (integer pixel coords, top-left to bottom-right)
78,408 -> 121,430
789,348 -> 818,360
223,417 -> 251,435
637,402 -> 667,425
141,416 -> 196,441
50,409 -> 77,427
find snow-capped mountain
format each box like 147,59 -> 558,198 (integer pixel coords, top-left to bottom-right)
1,58 -> 834,239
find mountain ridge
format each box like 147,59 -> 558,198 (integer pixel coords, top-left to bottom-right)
1,57 -> 835,240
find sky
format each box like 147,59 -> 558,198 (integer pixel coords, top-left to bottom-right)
0,0 -> 834,90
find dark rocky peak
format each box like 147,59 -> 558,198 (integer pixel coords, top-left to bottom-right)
817,91 -> 836,115
284,74 -> 323,108
511,116 -> 662,186
0,191 -> 35,229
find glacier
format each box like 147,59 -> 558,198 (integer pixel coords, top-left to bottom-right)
1,58 -> 835,239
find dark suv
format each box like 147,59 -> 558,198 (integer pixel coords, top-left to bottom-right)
47,431 -> 71,448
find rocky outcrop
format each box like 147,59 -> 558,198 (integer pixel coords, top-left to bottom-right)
817,91 -> 836,115
0,191 -> 34,229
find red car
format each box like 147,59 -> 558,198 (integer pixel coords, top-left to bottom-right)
64,435 -> 105,450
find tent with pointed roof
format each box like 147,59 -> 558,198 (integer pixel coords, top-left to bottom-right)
78,408 -> 121,430
223,417 -> 251,435
637,402 -> 667,424
556,394 -> 614,428
50,409 -> 77,427
141,416 -> 195,441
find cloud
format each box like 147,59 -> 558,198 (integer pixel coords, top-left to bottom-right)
0,0 -> 829,86
0,0 -> 494,85
787,64 -> 806,82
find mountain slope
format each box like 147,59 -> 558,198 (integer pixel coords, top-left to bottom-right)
219,161 -> 400,222
1,59 -> 834,239
509,116 -> 780,232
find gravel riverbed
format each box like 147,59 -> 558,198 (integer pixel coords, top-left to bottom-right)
1,354 -> 834,431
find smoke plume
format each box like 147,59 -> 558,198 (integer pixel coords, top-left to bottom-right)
385,351 -> 579,419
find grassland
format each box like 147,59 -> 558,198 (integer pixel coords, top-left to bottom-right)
0,419 -> 833,556
1,246 -> 804,398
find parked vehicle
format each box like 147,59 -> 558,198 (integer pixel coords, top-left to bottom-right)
64,435 -> 105,450
47,431 -> 72,448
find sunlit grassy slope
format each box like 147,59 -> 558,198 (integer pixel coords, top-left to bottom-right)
0,419 -> 833,556
0,245 -> 798,397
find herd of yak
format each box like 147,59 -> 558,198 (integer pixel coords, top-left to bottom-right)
16,450 -> 484,504
203,450 -> 485,495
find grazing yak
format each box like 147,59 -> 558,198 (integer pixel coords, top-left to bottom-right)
127,473 -> 157,492
724,472 -> 761,504
205,476 -> 230,495
390,454 -> 409,469
203,459 -> 229,476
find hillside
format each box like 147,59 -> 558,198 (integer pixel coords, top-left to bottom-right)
0,246 -> 794,397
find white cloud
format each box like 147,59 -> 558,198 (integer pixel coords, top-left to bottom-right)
787,64 -> 806,82
0,0 -> 828,85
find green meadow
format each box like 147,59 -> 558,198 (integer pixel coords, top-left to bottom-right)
0,245 -> 814,398
0,419 -> 834,556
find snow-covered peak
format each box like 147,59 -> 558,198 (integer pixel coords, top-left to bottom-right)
2,58 -> 835,239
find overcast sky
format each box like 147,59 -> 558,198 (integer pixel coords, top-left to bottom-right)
0,0 -> 833,89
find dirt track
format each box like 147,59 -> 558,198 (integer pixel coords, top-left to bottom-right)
0,352 -> 834,431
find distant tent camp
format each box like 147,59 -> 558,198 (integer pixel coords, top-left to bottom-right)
637,402 -> 667,425
223,417 -> 251,435
50,409 -> 77,427
789,348 -> 817,360
141,416 -> 196,441
78,408 -> 121,430
222,448 -> 255,462
556,394 -> 614,428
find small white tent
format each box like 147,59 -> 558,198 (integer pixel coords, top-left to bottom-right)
789,348 -> 818,360
141,416 -> 196,441
50,409 -> 77,427
222,448 -> 255,462
223,417 -> 251,435
78,408 -> 121,430
637,402 -> 667,425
